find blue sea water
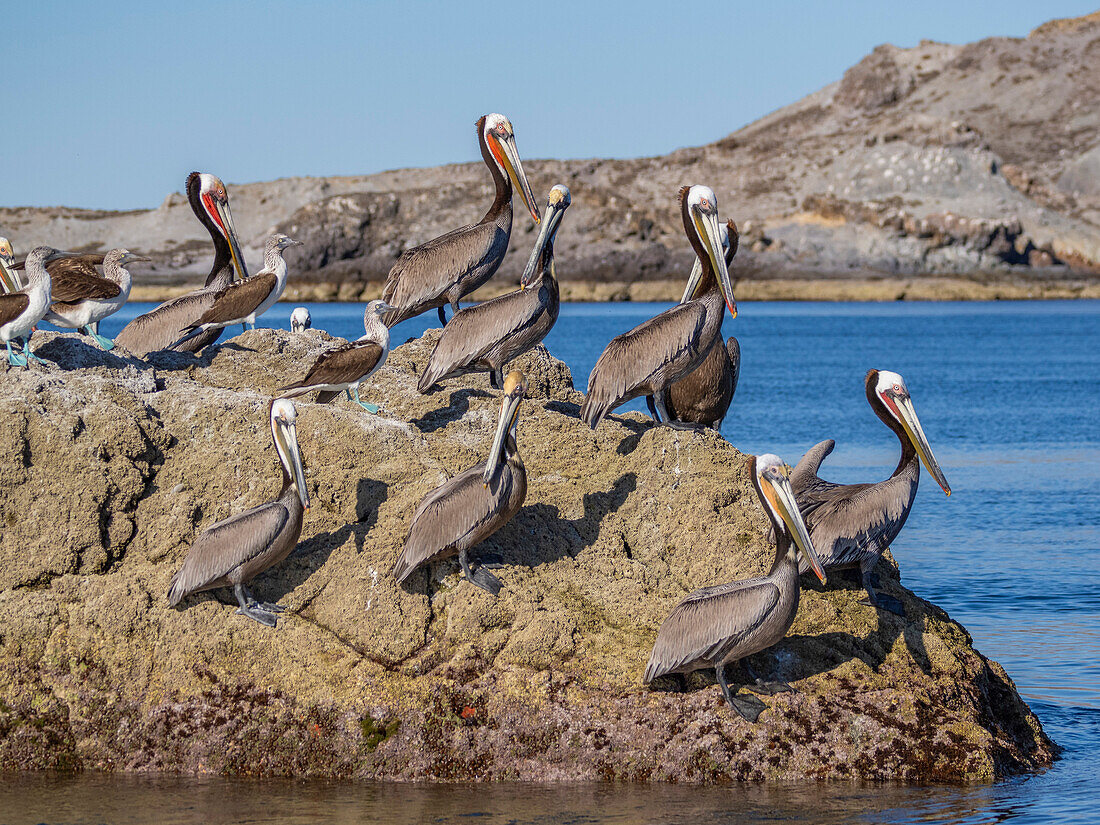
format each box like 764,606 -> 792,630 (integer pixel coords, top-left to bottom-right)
10,300 -> 1097,824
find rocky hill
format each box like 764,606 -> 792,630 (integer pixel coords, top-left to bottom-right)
3,12 -> 1099,301
0,329 -> 1054,780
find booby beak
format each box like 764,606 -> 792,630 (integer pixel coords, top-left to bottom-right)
693,206 -> 736,318
121,253 -> 152,266
891,394 -> 951,496
765,465 -> 826,584
482,378 -> 525,486
495,131 -> 541,225
274,413 -> 310,511
520,190 -> 568,289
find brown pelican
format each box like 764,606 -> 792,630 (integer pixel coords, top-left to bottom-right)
788,369 -> 951,616
170,234 -> 301,349
418,185 -> 570,392
290,306 -> 311,332
277,300 -> 394,413
651,220 -> 740,429
115,172 -> 249,356
41,249 -> 148,349
392,371 -> 528,596
581,185 -> 736,429
167,398 -> 310,627
0,238 -> 20,292
381,114 -> 540,328
0,247 -> 53,367
643,454 -> 826,721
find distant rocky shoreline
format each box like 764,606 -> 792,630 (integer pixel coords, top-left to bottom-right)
125,271 -> 1100,306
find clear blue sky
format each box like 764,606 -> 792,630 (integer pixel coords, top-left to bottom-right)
5,0 -> 1097,210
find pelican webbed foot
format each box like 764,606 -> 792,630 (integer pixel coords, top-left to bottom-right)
255,601 -> 288,613
716,662 -> 766,722
233,583 -> 279,627
459,549 -> 502,597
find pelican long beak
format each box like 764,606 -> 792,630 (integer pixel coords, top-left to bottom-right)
693,207 -> 736,318
767,469 -> 826,584
496,132 -> 540,225
215,199 -> 250,282
680,256 -> 703,304
0,257 -> 19,293
483,390 -> 522,486
893,395 -> 951,496
521,199 -> 565,288
275,416 -> 310,511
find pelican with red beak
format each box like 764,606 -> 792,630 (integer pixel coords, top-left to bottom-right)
167,399 -> 310,627
382,113 -> 541,328
115,172 -> 250,355
644,454 -> 827,722
581,185 -> 736,429
787,369 -> 952,616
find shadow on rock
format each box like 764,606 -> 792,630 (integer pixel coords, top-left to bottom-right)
411,387 -> 493,433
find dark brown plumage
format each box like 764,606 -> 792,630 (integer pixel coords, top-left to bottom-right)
787,369 -> 951,616
167,399 -> 310,627
660,220 -> 741,429
580,185 -> 735,429
393,372 -> 528,596
417,185 -> 571,392
115,172 -> 248,355
643,454 -> 826,721
381,114 -> 539,328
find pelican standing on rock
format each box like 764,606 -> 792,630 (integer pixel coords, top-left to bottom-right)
644,454 -> 827,721
581,185 -> 736,429
42,249 -> 148,349
393,371 -> 528,596
115,172 -> 249,355
0,247 -> 53,367
170,234 -> 301,349
652,220 -> 741,430
290,307 -> 311,332
786,369 -> 951,616
277,300 -> 394,413
0,238 -> 20,292
167,399 -> 310,627
418,185 -> 571,392
381,114 -> 540,328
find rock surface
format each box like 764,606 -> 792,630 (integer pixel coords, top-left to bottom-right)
0,328 -> 1055,781
3,13 -> 1100,298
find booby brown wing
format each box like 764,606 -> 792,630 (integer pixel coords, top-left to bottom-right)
382,221 -> 503,325
644,577 -> 780,682
48,260 -> 122,305
0,293 -> 30,328
582,301 -> 707,423
278,340 -> 384,396
187,273 -> 277,328
392,462 -> 516,583
166,500 -> 291,605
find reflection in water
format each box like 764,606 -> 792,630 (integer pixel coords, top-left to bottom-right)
42,301 -> 1096,824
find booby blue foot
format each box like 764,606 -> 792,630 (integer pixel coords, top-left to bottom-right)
5,342 -> 27,367
85,328 -> 116,350
352,386 -> 379,414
